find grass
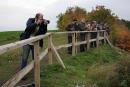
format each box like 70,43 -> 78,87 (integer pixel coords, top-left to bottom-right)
0,31 -> 130,87
0,30 -> 68,85
0,31 -> 22,45
40,45 -> 129,87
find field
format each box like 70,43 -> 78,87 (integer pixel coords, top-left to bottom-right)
0,31 -> 130,87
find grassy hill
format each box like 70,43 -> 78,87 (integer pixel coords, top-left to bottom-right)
41,45 -> 130,87
0,31 -> 21,45
0,31 -> 130,87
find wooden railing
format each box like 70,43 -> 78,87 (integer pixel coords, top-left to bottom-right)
0,30 -> 107,87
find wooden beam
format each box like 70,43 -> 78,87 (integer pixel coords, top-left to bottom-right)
55,43 -> 72,50
51,43 -> 66,69
48,34 -> 53,64
75,32 -> 78,54
2,61 -> 34,87
0,33 -> 51,55
33,41 -> 40,87
103,31 -> 107,44
87,33 -> 90,50
52,30 -> 106,35
96,31 -> 100,47
1,48 -> 48,87
72,33 -> 76,56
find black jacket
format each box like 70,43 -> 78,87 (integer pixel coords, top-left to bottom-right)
20,18 -> 47,47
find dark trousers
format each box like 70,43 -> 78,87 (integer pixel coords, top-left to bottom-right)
67,35 -> 72,54
80,33 -> 86,52
90,32 -> 97,48
21,44 -> 34,69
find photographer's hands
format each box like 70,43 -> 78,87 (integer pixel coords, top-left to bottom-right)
35,19 -> 43,25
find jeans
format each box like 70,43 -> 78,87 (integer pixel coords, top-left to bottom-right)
80,33 -> 86,52
67,35 -> 72,54
21,44 -> 34,69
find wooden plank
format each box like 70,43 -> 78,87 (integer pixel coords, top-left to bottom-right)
2,48 -> 48,87
55,37 -> 104,50
0,31 -> 106,55
2,61 -> 34,87
87,33 -> 90,50
75,32 -> 78,54
33,41 -> 40,87
1,30 -> 107,87
39,48 -> 48,61
56,43 -> 72,50
53,30 -> 106,35
0,33 -> 51,55
103,31 -> 107,44
48,34 -> 53,64
72,33 -> 76,56
96,31 -> 100,47
51,43 -> 66,69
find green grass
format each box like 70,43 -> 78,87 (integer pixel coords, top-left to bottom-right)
0,31 -> 130,87
40,45 -> 130,87
0,31 -> 22,45
0,31 -> 68,85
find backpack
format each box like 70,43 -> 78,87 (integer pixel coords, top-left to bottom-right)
19,32 -> 27,40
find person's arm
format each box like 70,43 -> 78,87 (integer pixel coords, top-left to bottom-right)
26,18 -> 37,30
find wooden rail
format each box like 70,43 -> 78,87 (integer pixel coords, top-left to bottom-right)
0,30 -> 107,87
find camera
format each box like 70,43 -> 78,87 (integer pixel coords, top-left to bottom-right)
42,19 -> 50,24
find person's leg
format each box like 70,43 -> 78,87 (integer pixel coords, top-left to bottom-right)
80,33 -> 85,52
68,34 -> 72,54
31,45 -> 34,60
21,45 -> 31,69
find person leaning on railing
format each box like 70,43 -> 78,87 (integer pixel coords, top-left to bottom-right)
65,19 -> 78,54
90,21 -> 97,48
78,18 -> 86,52
20,13 -> 50,69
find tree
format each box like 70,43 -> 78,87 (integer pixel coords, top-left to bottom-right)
87,5 -> 116,27
57,6 -> 87,31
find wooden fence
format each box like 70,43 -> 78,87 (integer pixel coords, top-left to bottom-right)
0,30 -> 107,87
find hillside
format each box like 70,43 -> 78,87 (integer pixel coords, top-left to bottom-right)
40,45 -> 130,87
0,31 -> 130,87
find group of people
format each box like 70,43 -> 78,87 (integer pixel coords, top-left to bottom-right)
66,19 -> 110,54
20,13 -> 110,71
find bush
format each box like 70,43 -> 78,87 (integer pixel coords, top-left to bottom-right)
87,63 -> 119,87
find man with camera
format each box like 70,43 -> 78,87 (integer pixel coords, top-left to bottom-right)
20,13 -> 50,69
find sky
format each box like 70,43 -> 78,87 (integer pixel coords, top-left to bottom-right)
0,0 -> 130,32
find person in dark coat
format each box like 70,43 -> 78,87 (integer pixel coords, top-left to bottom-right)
79,19 -> 86,52
90,21 -> 97,48
66,19 -> 78,54
20,13 -> 49,69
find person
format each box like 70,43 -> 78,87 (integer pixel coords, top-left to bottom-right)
66,19 -> 78,54
20,13 -> 49,69
79,19 -> 86,52
85,21 -> 91,31
90,21 -> 97,48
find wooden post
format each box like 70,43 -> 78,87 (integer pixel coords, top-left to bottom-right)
48,34 -> 53,64
51,43 -> 66,69
103,31 -> 107,44
96,31 -> 100,47
34,41 -> 40,87
87,33 -> 90,50
72,32 -> 76,56
75,32 -> 78,54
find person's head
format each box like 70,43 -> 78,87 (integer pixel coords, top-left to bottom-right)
35,13 -> 43,21
81,18 -> 85,23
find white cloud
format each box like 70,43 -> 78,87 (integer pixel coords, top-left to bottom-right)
0,0 -> 130,32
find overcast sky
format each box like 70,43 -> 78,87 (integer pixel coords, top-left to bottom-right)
0,0 -> 130,32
